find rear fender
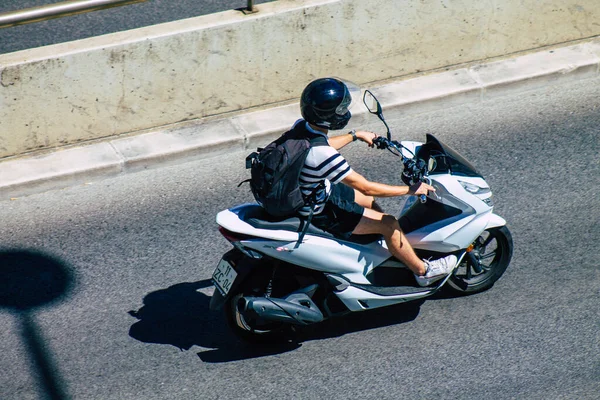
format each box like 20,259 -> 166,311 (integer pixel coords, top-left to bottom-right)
209,250 -> 262,311
209,289 -> 226,311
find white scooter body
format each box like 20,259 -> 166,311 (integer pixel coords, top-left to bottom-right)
216,138 -> 506,312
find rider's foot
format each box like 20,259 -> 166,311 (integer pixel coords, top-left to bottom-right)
414,255 -> 458,287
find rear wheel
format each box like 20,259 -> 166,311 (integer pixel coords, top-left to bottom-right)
447,226 -> 513,294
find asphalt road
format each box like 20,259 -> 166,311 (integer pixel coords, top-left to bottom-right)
1,76 -> 599,400
0,0 -> 273,54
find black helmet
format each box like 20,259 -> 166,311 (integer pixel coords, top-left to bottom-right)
300,77 -> 357,130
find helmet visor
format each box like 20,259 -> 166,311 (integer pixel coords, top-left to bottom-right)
332,78 -> 361,116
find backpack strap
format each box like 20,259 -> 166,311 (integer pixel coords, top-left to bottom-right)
294,180 -> 326,249
291,123 -> 329,248
289,120 -> 329,146
308,135 -> 328,147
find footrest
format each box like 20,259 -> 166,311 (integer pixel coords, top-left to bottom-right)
360,266 -> 447,296
351,282 -> 433,296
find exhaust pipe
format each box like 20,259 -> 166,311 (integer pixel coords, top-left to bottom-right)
238,292 -> 324,325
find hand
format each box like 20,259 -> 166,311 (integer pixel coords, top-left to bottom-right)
356,130 -> 378,147
409,182 -> 435,196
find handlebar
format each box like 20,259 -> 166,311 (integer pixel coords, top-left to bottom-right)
372,136 -> 430,203
372,136 -> 394,150
365,91 -> 434,204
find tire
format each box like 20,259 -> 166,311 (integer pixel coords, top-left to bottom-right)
224,273 -> 290,343
447,226 -> 513,294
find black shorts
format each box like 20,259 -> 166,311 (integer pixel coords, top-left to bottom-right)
311,184 -> 365,239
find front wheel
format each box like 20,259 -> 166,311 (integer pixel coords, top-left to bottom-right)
447,226 -> 513,294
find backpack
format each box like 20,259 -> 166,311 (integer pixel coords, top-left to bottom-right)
245,122 -> 328,218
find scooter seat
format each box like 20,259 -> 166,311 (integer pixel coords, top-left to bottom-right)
239,204 -> 382,245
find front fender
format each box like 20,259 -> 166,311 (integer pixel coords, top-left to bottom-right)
485,213 -> 506,230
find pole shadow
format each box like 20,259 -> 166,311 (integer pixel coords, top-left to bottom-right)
0,249 -> 74,400
128,279 -> 423,363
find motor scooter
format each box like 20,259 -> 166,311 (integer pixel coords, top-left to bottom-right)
210,90 -> 513,342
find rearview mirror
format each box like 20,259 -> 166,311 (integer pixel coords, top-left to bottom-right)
363,89 -> 391,140
363,90 -> 382,115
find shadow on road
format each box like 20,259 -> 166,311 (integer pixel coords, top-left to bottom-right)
128,280 -> 230,351
128,280 -> 422,363
0,249 -> 74,400
196,299 -> 423,363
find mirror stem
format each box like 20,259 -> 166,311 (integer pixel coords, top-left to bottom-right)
381,118 -> 391,140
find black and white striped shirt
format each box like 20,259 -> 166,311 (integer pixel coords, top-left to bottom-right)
296,121 -> 353,216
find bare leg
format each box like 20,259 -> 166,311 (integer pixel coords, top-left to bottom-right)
352,208 -> 426,275
353,188 -> 384,213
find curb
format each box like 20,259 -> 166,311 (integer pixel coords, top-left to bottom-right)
1,38 -> 599,199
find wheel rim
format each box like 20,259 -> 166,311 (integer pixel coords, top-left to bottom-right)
453,229 -> 506,286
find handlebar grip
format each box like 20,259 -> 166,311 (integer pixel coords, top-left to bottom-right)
373,137 -> 387,149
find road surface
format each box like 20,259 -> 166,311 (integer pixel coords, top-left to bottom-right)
1,75 -> 599,399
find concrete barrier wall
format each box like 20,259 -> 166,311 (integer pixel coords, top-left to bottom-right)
1,0 -> 599,159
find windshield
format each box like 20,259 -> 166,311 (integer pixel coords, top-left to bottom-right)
416,134 -> 482,177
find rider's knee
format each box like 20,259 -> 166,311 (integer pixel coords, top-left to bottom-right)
380,214 -> 401,236
356,191 -> 376,210
366,195 -> 376,208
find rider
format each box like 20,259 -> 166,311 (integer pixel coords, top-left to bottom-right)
296,77 -> 457,287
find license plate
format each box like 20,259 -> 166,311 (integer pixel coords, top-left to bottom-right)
212,258 -> 237,296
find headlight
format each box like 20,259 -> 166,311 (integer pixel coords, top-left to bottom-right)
458,181 -> 491,194
458,180 -> 490,196
458,180 -> 493,206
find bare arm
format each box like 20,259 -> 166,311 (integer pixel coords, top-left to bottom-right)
328,130 -> 378,150
328,132 -> 355,150
342,170 -> 433,197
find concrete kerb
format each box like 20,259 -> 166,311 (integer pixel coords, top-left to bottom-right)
1,39 -> 599,199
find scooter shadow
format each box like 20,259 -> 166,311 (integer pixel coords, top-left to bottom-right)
128,280 -> 424,363
296,299 -> 423,340
128,280 -> 232,351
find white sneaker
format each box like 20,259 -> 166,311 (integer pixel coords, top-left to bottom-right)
414,255 -> 458,287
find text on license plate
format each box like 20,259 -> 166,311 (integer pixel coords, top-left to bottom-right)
212,258 -> 237,295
